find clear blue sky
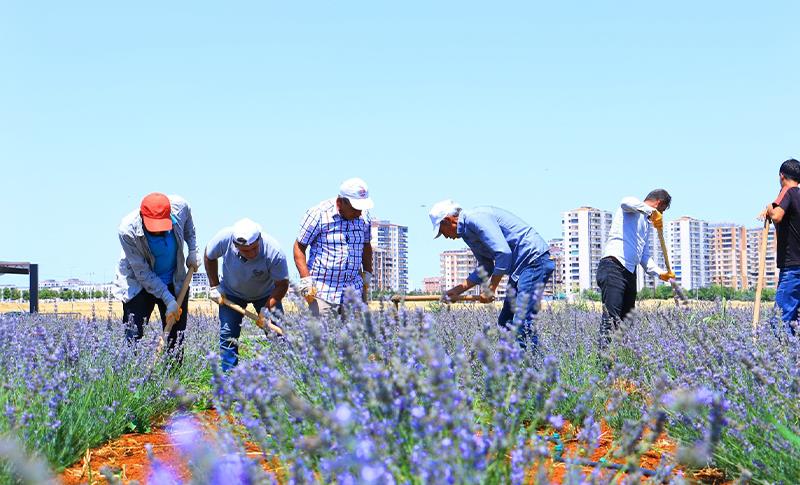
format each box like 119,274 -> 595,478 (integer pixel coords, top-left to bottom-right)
1,1 -> 798,288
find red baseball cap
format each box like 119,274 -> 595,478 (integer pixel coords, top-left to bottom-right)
140,193 -> 173,232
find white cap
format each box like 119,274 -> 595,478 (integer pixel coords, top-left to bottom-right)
231,218 -> 262,246
429,199 -> 461,238
338,177 -> 374,211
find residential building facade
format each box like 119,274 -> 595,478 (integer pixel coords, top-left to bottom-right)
422,277 -> 442,294
439,248 -> 507,298
547,238 -> 564,297
710,224 -> 749,290
746,225 -> 778,290
370,220 -> 409,293
562,207 -> 612,293
668,217 -> 712,290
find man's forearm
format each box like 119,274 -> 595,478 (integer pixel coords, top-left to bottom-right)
267,280 -> 290,309
489,274 -> 504,291
204,253 -> 220,287
362,244 -> 373,273
293,241 -> 311,278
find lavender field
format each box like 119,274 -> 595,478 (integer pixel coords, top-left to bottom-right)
1,297 -> 799,484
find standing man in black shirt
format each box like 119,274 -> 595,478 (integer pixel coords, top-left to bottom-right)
764,158 -> 800,334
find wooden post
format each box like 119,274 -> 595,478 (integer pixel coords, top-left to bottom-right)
753,219 -> 771,333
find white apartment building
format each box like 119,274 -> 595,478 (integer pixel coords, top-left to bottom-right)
746,225 -> 778,290
709,224 -> 749,290
190,272 -> 210,298
668,217 -> 712,290
371,220 -> 409,293
440,248 -> 507,298
562,207 -> 612,293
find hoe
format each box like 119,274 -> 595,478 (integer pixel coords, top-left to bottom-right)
213,296 -> 284,336
655,225 -> 689,307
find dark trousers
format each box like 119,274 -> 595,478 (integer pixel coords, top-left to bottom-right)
597,257 -> 637,346
219,293 -> 284,372
123,284 -> 188,355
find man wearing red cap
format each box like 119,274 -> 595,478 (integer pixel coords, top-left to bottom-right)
113,193 -> 199,352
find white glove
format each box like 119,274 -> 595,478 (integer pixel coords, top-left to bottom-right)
209,285 -> 223,302
298,276 -> 314,297
362,271 -> 373,288
186,250 -> 200,271
166,299 -> 181,321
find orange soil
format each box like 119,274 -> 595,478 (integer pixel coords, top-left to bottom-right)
58,410 -> 283,485
59,411 -> 726,484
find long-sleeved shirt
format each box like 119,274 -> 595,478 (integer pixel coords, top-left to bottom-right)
113,195 -> 197,304
457,206 -> 549,285
602,197 -> 665,277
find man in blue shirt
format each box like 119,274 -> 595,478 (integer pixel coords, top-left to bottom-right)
114,193 -> 199,353
205,218 -> 290,371
429,200 -> 554,349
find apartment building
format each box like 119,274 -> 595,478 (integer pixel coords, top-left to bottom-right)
668,217 -> 712,290
709,224 -> 749,290
439,248 -> 507,298
746,225 -> 778,289
371,220 -> 409,293
547,238 -> 564,296
190,272 -> 210,298
422,277 -> 442,294
562,207 -> 612,293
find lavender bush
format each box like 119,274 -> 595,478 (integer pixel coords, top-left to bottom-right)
2,295 -> 798,484
0,311 -> 217,481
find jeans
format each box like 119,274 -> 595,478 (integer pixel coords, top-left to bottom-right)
773,266 -> 800,336
219,293 -> 284,371
498,253 -> 555,350
123,284 -> 188,357
597,257 -> 637,347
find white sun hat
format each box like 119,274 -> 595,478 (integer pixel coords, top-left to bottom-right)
338,177 -> 374,211
428,199 -> 461,238
231,218 -> 262,246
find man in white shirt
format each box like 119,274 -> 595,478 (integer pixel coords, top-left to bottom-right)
597,189 -> 675,345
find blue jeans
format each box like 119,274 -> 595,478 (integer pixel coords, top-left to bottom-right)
219,293 -> 283,371
498,254 -> 555,350
774,266 -> 800,336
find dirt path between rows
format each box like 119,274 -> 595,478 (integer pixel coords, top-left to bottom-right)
58,409 -> 283,484
58,411 -> 725,484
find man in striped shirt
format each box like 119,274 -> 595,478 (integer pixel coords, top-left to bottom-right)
293,178 -> 374,316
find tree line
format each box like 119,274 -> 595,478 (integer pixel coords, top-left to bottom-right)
580,284 -> 776,302
1,288 -> 106,301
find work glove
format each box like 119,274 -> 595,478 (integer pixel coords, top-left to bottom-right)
659,271 -> 676,282
209,285 -> 223,303
649,210 -> 663,230
186,250 -> 200,271
166,299 -> 181,322
297,276 -> 317,303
